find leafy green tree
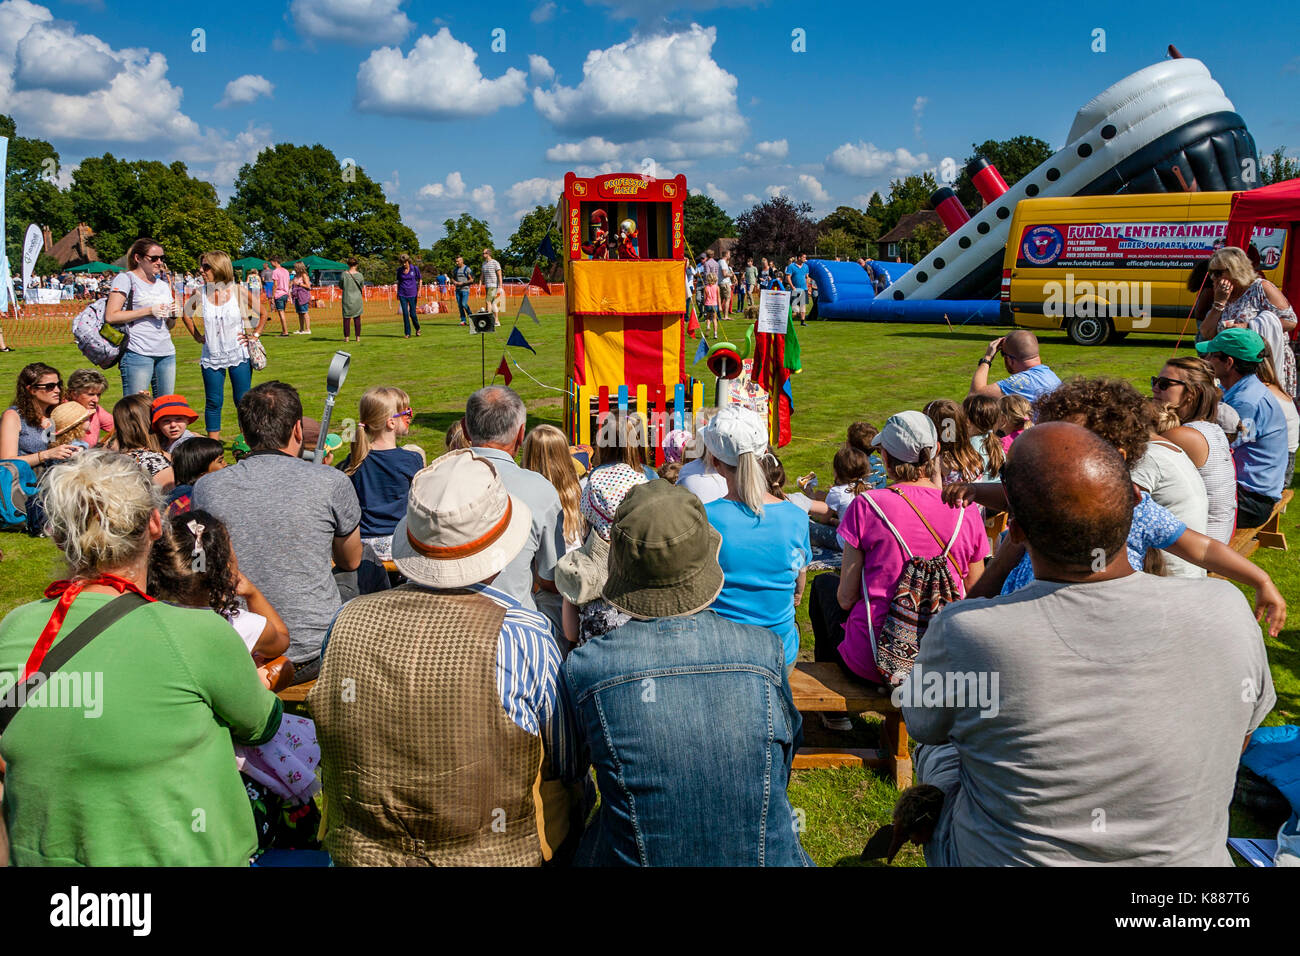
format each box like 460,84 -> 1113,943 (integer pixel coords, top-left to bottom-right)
733,195 -> 819,267
817,205 -> 879,257
429,214 -> 493,275
684,193 -> 735,256
1,114 -> 76,267
906,221 -> 949,262
815,227 -> 858,258
1260,146 -> 1300,187
34,252 -> 62,276
355,255 -> 395,285
954,135 -> 1054,213
227,144 -> 416,259
877,172 -> 939,234
68,155 -> 216,262
155,195 -> 243,272
505,204 -> 557,267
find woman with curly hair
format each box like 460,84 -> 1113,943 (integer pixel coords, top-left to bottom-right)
947,377 -> 1285,635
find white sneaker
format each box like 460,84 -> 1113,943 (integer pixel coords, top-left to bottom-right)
821,713 -> 853,731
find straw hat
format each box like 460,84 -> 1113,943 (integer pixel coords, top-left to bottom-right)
50,401 -> 92,439
391,449 -> 532,589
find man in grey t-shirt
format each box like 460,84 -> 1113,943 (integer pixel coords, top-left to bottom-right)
896,423 -> 1275,866
193,382 -> 362,681
481,248 -> 504,328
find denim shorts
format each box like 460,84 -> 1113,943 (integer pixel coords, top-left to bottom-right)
274,295 -> 288,310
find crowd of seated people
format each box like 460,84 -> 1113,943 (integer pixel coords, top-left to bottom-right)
0,262 -> 1295,866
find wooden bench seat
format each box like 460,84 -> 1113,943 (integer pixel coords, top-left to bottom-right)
277,680 -> 316,704
788,662 -> 911,788
1226,489 -> 1292,560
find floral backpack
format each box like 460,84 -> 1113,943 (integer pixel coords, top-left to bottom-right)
861,488 -> 967,686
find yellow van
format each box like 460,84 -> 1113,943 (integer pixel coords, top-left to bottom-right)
1002,192 -> 1289,345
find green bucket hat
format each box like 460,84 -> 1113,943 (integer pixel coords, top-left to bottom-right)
1195,327 -> 1266,362
602,480 -> 724,620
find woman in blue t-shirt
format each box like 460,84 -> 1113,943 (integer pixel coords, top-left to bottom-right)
700,407 -> 811,671
343,386 -> 424,568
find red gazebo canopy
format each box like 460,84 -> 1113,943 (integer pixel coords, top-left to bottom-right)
1225,178 -> 1300,308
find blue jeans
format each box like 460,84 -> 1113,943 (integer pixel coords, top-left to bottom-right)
563,610 -> 812,866
200,361 -> 253,433
456,288 -> 470,319
120,350 -> 176,398
399,296 -> 420,335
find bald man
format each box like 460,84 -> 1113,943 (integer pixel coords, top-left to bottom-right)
968,329 -> 1061,401
899,422 -> 1275,865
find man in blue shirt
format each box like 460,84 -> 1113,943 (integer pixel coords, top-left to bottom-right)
785,253 -> 810,326
968,329 -> 1061,402
1198,327 -> 1289,527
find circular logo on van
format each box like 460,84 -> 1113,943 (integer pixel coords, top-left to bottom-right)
1022,226 -> 1063,265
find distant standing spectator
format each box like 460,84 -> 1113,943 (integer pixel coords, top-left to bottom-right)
245,269 -> 261,298
785,253 -> 810,326
719,250 -> 735,316
742,257 -> 758,312
481,248 -> 504,328
182,251 -> 265,439
192,382 -> 362,681
269,257 -> 291,336
291,263 -> 312,334
437,271 -> 449,300
452,255 -> 473,326
396,253 -> 421,338
260,262 -> 273,304
105,238 -> 178,398
341,258 -> 365,344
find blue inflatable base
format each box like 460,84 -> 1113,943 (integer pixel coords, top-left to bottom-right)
816,298 -> 1003,325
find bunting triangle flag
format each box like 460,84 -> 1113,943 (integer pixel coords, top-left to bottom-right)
495,357 -> 513,386
518,295 -> 539,325
538,232 -> 557,264
693,337 -> 709,365
686,296 -> 701,338
507,326 -> 536,354
529,264 -> 550,295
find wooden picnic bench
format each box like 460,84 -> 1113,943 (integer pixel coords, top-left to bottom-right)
788,662 -> 911,789
1226,489 -> 1292,560
277,680 -> 316,704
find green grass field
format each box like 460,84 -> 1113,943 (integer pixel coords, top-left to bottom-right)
1,298 -> 1295,866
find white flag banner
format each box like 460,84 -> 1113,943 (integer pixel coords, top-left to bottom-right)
22,223 -> 43,294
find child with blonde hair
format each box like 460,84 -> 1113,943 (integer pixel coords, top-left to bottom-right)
997,393 -> 1034,454
343,386 -> 422,567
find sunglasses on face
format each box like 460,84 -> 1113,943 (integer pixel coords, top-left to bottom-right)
145,254 -> 166,263
32,381 -> 61,392
1151,376 -> 1188,390
392,408 -> 414,420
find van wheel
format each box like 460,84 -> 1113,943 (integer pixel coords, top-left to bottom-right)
1108,330 -> 1129,343
1068,315 -> 1112,346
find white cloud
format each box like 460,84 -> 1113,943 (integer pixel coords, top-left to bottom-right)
356,27 -> 527,118
175,123 -> 273,199
826,141 -> 930,178
291,0 -> 413,46
0,1 -> 198,144
217,74 -> 274,109
755,138 -> 788,159
529,54 -> 555,85
533,24 -> 746,162
797,173 -> 829,203
704,182 -> 731,203
913,95 -> 927,139
471,184 -> 496,213
765,184 -> 788,198
545,136 -> 622,162
506,176 -> 564,211
531,0 -> 556,22
419,171 -> 467,199
742,192 -> 758,203
13,22 -> 120,95
53,160 -> 78,189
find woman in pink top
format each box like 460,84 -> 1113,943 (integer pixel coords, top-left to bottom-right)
808,411 -> 988,713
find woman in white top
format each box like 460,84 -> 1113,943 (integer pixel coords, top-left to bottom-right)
1150,356 -> 1237,543
180,250 -> 266,440
105,237 -> 178,398
1133,403 -> 1209,578
1258,346 -> 1300,483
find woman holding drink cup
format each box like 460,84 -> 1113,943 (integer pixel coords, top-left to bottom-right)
105,237 -> 179,398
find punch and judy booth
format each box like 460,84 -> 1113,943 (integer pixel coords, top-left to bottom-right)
563,172 -> 700,463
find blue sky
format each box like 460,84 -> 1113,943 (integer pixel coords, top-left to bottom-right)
3,0 -> 1299,248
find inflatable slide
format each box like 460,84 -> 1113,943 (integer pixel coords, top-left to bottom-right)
812,56 -> 1259,323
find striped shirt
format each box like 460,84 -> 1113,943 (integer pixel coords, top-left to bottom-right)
320,582 -> 579,783
481,258 -> 502,290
